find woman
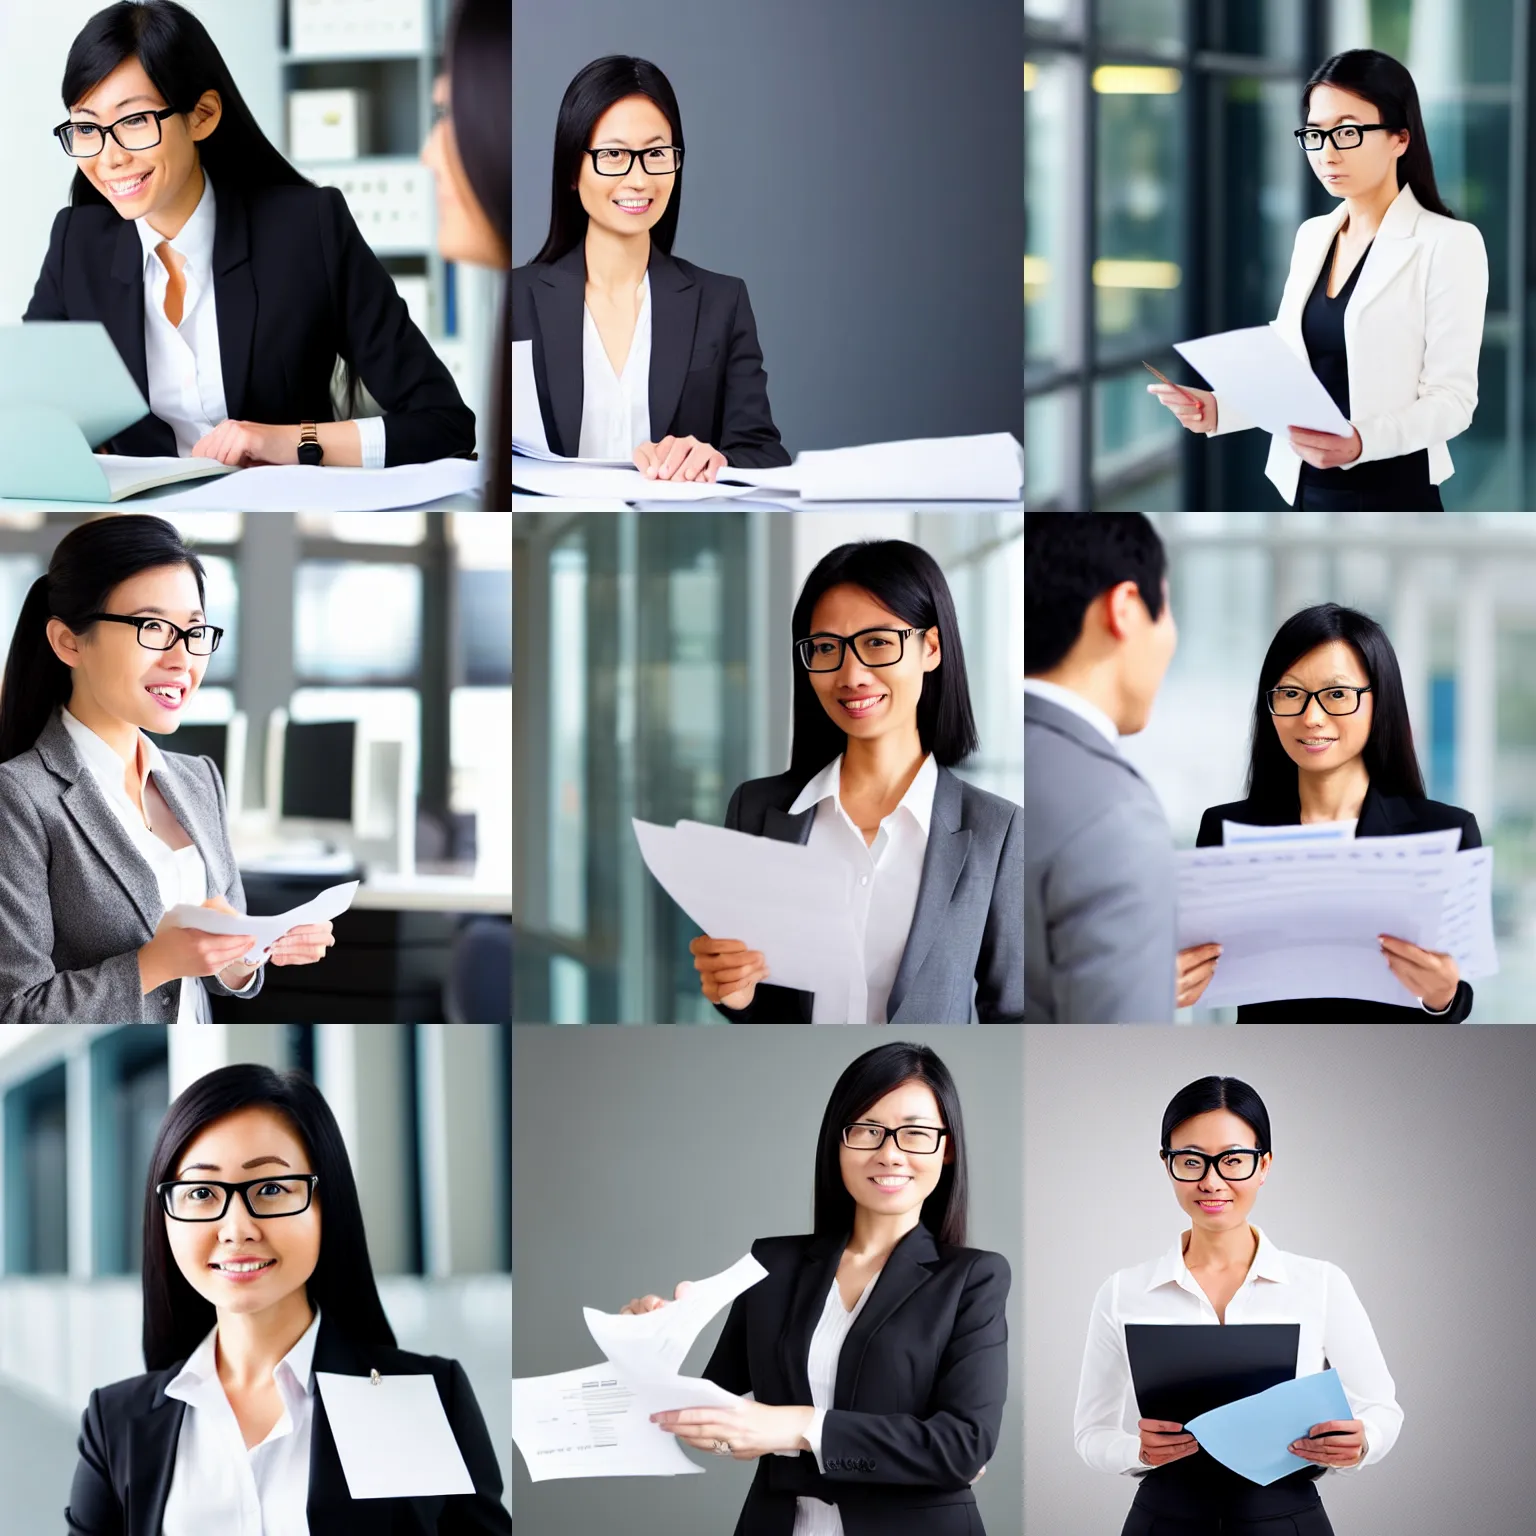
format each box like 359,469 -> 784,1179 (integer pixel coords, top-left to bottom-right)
65,1062 -> 510,1532
421,0 -> 510,507
0,515 -> 335,1023
511,55 -> 791,482
1149,49 -> 1487,511
689,541 -> 1023,1023
1074,1076 -> 1401,1536
1178,602 -> 1480,1022
26,0 -> 473,468
624,1041 -> 1009,1536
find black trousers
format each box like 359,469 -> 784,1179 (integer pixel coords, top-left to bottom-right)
1120,1480 -> 1334,1536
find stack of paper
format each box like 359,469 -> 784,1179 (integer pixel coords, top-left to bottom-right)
724,432 -> 1023,501
512,458 -> 762,501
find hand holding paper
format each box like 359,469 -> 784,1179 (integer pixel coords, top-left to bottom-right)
165,879 -> 358,967
1182,1369 -> 1354,1486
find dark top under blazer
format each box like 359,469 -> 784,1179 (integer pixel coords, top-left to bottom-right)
1197,784 -> 1480,1021
703,1225 -> 1009,1536
65,1315 -> 511,1535
24,183 -> 475,465
510,243 -> 791,467
717,764 -> 1023,1023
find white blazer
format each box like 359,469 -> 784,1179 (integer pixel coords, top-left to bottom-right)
1207,183 -> 1488,504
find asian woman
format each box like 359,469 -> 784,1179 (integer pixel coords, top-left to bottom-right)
689,540 -> 1023,1023
511,55 -> 791,482
1177,603 -> 1480,1022
25,0 -> 474,468
1074,1076 -> 1401,1536
64,1062 -> 510,1533
623,1041 -> 1009,1536
0,515 -> 335,1023
1148,49 -> 1487,512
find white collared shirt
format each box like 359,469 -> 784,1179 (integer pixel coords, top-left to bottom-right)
578,273 -> 653,459
1073,1225 -> 1402,1478
162,1306 -> 321,1535
59,706 -> 257,1018
1023,677 -> 1120,748
788,753 -> 937,1024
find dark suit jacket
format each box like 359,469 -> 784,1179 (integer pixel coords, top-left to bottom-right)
717,764 -> 1023,1023
64,1316 -> 511,1535
1197,784 -> 1480,1022
24,182 -> 475,465
510,243 -> 791,467
703,1225 -> 1008,1536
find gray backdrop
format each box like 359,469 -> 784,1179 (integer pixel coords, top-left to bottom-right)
1023,1025 -> 1536,1536
510,0 -> 1023,454
512,1025 -> 1024,1535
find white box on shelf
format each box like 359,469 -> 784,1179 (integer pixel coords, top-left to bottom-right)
302,159 -> 432,253
289,89 -> 370,160
290,0 -> 424,57
392,273 -> 431,333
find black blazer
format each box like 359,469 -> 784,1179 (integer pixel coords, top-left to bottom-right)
1197,784 -> 1480,1022
716,764 -> 1024,1024
510,243 -> 791,467
703,1225 -> 1009,1536
64,1315 -> 511,1535
24,183 -> 476,465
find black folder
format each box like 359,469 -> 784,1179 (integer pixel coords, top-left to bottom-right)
1125,1324 -> 1300,1426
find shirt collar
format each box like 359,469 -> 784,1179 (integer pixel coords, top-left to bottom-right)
136,169 -> 217,274
59,705 -> 167,803
787,752 -> 938,834
165,1305 -> 323,1405
1022,677 -> 1120,746
1146,1224 -> 1287,1292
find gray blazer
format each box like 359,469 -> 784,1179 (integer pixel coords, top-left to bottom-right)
1024,692 -> 1175,1023
0,709 -> 266,1022
716,763 -> 1022,1024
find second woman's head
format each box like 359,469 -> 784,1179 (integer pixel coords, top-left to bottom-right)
1160,1076 -> 1272,1234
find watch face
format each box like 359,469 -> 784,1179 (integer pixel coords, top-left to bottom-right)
298,442 -> 324,466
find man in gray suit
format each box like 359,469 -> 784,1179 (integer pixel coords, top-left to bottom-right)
1025,514 -> 1181,1022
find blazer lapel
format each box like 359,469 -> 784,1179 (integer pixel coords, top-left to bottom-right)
306,1320 -> 397,1535
779,1234 -> 843,1406
646,248 -> 699,442
1354,783 -> 1400,837
834,1225 -> 940,1406
531,244 -> 587,455
762,803 -> 815,846
125,1386 -> 186,1536
212,190 -> 256,421
1343,183 -> 1424,320
109,221 -> 151,404
886,769 -> 969,1020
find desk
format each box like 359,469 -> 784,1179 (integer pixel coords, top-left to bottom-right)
513,493 -> 1024,513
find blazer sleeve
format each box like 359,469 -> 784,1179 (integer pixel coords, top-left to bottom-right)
1195,807 -> 1223,847
438,1358 -> 514,1534
64,1388 -> 122,1536
195,755 -> 266,1003
974,801 -> 1024,1022
22,208 -> 71,321
315,186 -> 477,466
817,1252 -> 1009,1491
716,279 -> 791,469
0,772 -> 149,1023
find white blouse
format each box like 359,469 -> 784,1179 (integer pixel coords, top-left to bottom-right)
1073,1225 -> 1402,1478
578,272 -> 652,459
162,1307 -> 322,1535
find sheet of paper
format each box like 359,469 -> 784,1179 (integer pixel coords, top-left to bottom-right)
165,879 -> 359,966
1174,325 -> 1354,437
512,457 -> 762,501
512,338 -> 551,456
633,817 -> 859,1002
131,460 -> 483,510
97,455 -> 238,499
723,433 -> 1023,501
1435,845 -> 1498,979
315,1371 -> 474,1498
1184,1369 -> 1354,1487
1221,819 -> 1355,845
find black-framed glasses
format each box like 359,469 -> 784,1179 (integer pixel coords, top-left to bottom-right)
1161,1148 -> 1265,1182
83,613 -> 224,655
54,106 -> 180,158
1265,685 -> 1371,717
796,626 -> 929,672
842,1122 -> 948,1154
157,1174 -> 320,1221
584,145 -> 684,176
1293,124 -> 1400,153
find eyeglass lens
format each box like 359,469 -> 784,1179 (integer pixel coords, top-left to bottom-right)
139,620 -> 218,655
1167,1151 -> 1260,1181
60,113 -> 164,157
163,1179 -> 312,1219
1298,126 -> 1364,150
798,629 -> 908,671
1267,687 -> 1364,715
591,147 -> 681,175
842,1123 -> 942,1153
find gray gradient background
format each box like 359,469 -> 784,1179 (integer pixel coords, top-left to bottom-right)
510,0 -> 1024,454
1024,1025 -> 1536,1536
512,1026 -> 1023,1535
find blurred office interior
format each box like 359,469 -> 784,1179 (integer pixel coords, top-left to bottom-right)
512,510 -> 1024,1023
1026,0 -> 1529,510
0,1021 -> 511,1528
1124,511 -> 1536,1022
0,511 -> 512,1022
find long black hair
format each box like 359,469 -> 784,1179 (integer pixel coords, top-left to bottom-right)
532,55 -> 685,265
813,1042 -> 969,1247
788,541 -> 979,784
0,515 -> 206,767
1161,1075 -> 1273,1155
446,0 -> 511,510
1246,602 -> 1425,813
1302,49 -> 1455,219
61,1 -> 310,210
142,1064 -> 396,1371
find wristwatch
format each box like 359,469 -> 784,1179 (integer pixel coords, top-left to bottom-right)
298,422 -> 323,466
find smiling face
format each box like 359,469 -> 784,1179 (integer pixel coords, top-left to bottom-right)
163,1106 -> 320,1320
575,94 -> 676,240
1164,1108 -> 1270,1231
1269,638 -> 1374,777
839,1079 -> 952,1222
1303,83 -> 1408,201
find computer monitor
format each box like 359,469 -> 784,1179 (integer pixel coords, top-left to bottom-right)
159,714 -> 246,815
281,720 -> 355,823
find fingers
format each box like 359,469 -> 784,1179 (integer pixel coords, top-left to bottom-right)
674,1280 -> 694,1300
1138,1420 -> 1187,1433
621,1294 -> 668,1314
1176,944 -> 1222,979
676,444 -> 715,482
633,442 -> 658,474
658,436 -> 695,480
689,936 -> 749,957
645,436 -> 678,478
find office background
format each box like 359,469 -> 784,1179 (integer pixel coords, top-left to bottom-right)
1026,0 -> 1530,510
0,1020 -> 512,1529
511,0 -> 1024,454
512,1024 -> 1024,1533
1117,511 -> 1536,1023
1023,1023 -> 1536,1536
512,509 -> 1024,1024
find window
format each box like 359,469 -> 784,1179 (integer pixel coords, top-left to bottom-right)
91,1027 -> 169,1276
295,562 -> 423,680
4,1065 -> 68,1275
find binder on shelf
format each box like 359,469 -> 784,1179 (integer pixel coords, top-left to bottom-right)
290,0 -> 425,57
300,158 -> 432,253
289,88 -> 371,160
